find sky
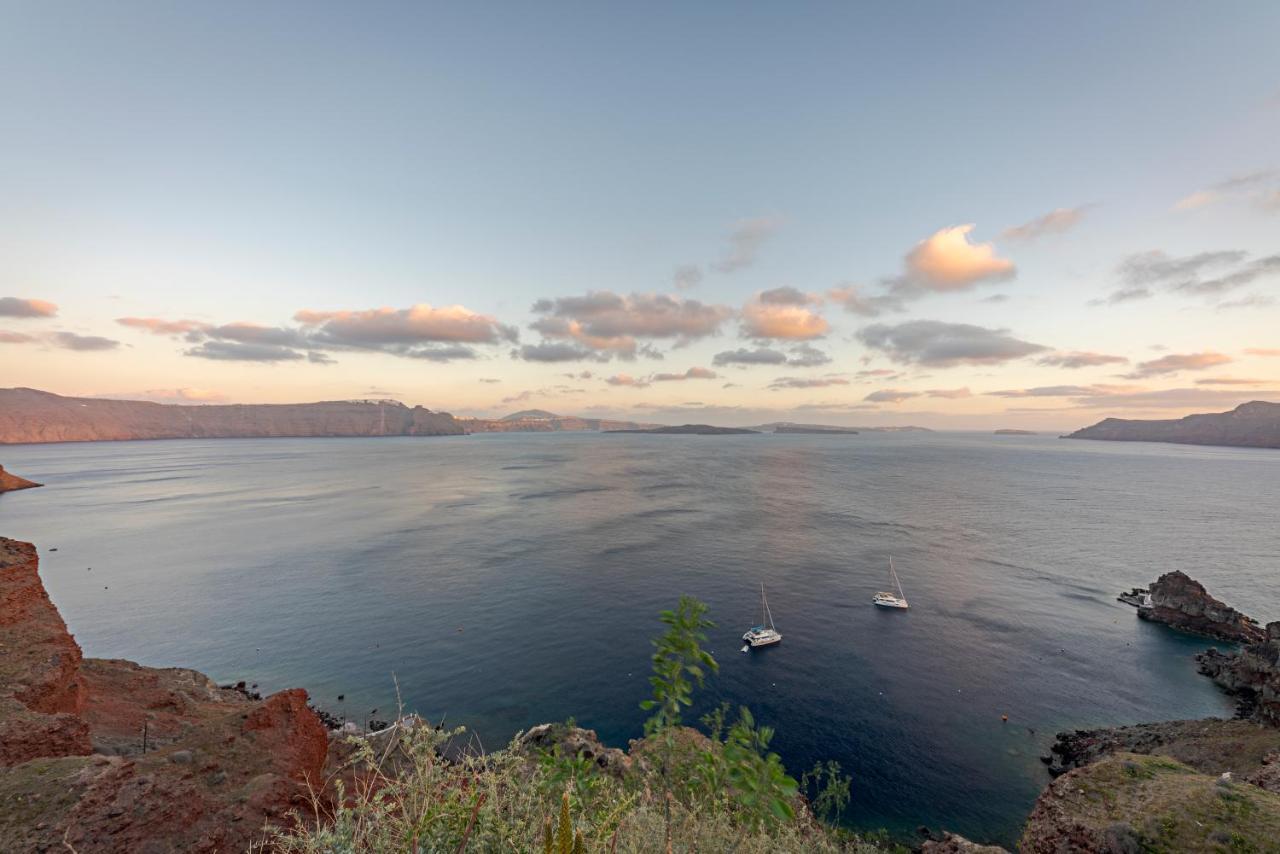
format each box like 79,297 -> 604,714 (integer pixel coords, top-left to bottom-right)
2,1 -> 1279,430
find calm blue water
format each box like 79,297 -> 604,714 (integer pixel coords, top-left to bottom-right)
2,432 -> 1276,846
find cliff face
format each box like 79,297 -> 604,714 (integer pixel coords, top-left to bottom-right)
0,465 -> 41,493
0,387 -> 466,444
0,537 -> 330,851
1066,400 -> 1280,449
1198,622 -> 1280,727
1136,570 -> 1265,644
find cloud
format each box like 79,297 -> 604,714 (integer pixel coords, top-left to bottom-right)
857,320 -> 1048,367
894,225 -> 1016,293
927,387 -> 972,399
713,217 -> 780,273
529,291 -> 732,356
856,368 -> 900,379
0,330 -> 37,344
117,316 -> 207,335
1067,387 -> 1280,410
479,377 -> 502,384
988,385 -> 1131,398
515,342 -> 608,363
673,264 -> 703,290
827,284 -> 903,318
1093,286 -> 1152,305
1261,189 -> 1280,211
1195,377 -> 1268,386
864,389 -> 918,403
769,376 -> 850,390
1216,294 -> 1275,310
605,373 -> 649,388
740,287 -> 829,340
298,304 -> 517,349
786,344 -> 832,367
865,387 -> 970,403
50,331 -> 120,351
184,341 -> 305,362
1245,348 -> 1280,357
1001,207 -> 1088,242
1117,250 -> 1247,290
206,322 -> 308,347
403,344 -> 477,362
1037,350 -> 1129,369
0,297 -> 58,318
1191,256 -> 1280,296
651,367 -> 718,382
1174,170 -> 1278,211
1122,351 -> 1232,378
712,347 -> 788,366
307,351 -> 337,365
1096,249 -> 1280,304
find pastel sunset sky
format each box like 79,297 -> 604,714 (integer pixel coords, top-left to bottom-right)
3,2 -> 1279,429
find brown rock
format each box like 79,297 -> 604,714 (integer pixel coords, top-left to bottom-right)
1136,570 -> 1265,644
1197,621 -> 1280,726
0,465 -> 41,493
921,832 -> 1010,853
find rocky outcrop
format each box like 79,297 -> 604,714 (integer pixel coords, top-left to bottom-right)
1197,622 -> 1280,726
1136,570 -> 1265,643
1066,400 -> 1280,449
0,465 -> 40,493
0,387 -> 465,444
517,722 -> 631,777
920,832 -> 1010,853
1044,718 -> 1280,778
1022,752 -> 1280,853
0,537 -> 331,851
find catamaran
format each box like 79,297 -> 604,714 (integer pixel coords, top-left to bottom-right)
872,557 -> 909,609
742,582 -> 782,648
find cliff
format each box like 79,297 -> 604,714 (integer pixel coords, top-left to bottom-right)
1066,400 -> 1280,449
1136,570 -> 1265,643
0,387 -> 465,444
0,537 -> 329,852
0,465 -> 41,493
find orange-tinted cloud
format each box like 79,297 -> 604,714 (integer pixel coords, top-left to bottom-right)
898,225 -> 1016,292
0,297 -> 58,318
1123,351 -> 1232,378
741,287 -> 828,340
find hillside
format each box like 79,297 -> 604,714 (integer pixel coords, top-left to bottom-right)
1066,401 -> 1280,449
0,388 -> 465,444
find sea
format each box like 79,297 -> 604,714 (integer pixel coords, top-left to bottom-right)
3,431 -> 1277,847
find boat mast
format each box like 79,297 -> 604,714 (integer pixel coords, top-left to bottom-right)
761,582 -> 775,630
890,556 -> 905,600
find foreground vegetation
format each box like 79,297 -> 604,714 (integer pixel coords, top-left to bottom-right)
265,596 -> 897,852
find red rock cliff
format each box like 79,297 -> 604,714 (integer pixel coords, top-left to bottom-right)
0,536 -> 332,851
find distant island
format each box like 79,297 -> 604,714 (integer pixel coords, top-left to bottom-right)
994,429 -> 1036,435
1066,401 -> 1280,450
0,388 -> 465,444
605,424 -> 760,435
458,409 -> 658,433
752,422 -> 859,435
754,421 -> 929,434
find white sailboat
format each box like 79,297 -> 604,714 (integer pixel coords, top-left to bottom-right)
872,557 -> 909,609
742,583 -> 782,648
